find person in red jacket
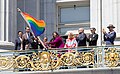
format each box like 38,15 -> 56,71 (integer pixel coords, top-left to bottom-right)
49,32 -> 64,48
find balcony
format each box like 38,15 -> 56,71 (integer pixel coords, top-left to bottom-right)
0,46 -> 120,74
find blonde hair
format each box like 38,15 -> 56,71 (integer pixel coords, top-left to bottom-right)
68,32 -> 74,39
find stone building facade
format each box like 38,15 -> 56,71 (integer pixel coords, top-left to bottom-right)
0,0 -> 120,49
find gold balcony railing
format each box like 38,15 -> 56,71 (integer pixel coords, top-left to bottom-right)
0,46 -> 120,71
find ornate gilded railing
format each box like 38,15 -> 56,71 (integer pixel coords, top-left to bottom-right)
0,46 -> 120,71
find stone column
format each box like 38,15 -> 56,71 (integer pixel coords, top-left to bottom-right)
8,0 -> 17,43
116,0 -> 120,33
102,0 -> 115,29
0,0 -> 16,46
90,0 -> 102,46
112,0 -> 117,32
0,0 -> 5,41
6,0 -> 9,42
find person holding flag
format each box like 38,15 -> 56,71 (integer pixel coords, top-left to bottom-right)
17,8 -> 46,49
22,26 -> 34,50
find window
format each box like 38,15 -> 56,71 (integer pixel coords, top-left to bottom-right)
60,6 -> 90,24
58,6 -> 90,35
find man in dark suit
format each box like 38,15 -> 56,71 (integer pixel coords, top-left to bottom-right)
76,28 -> 87,46
31,36 -> 41,49
22,26 -> 34,50
15,31 -> 23,50
87,27 -> 98,46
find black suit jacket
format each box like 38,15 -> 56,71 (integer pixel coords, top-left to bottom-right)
87,33 -> 98,46
76,33 -> 87,46
15,37 -> 22,50
22,32 -> 34,50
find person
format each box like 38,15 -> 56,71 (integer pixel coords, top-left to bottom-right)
31,36 -> 39,49
76,28 -> 87,46
43,37 -> 49,48
87,27 -> 98,46
64,32 -> 78,48
103,24 -> 116,45
15,31 -> 23,50
49,32 -> 64,48
22,26 -> 34,50
49,36 -> 55,48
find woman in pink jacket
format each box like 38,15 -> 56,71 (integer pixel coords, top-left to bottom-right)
64,32 -> 78,48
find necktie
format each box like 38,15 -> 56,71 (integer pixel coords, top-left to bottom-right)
27,33 -> 30,39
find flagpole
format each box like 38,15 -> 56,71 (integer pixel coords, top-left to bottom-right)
17,8 -> 47,49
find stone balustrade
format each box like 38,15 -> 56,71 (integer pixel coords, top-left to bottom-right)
0,46 -> 120,72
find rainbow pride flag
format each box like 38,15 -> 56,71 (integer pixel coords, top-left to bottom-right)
22,12 -> 46,36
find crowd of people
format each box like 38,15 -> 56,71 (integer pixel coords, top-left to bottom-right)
15,24 -> 116,50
